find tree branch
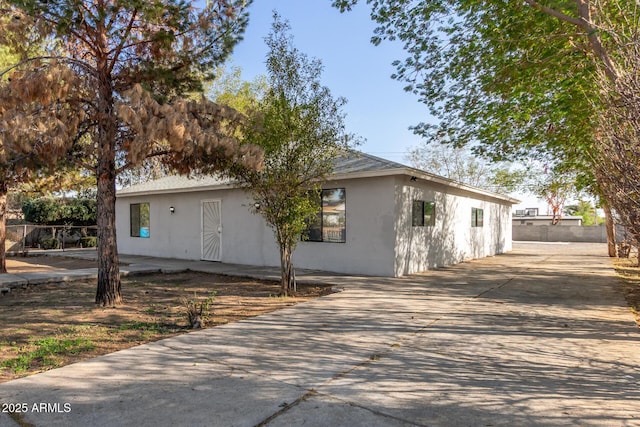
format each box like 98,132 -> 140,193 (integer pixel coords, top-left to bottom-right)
0,55 -> 97,80
108,7 -> 138,76
522,0 -> 583,27
523,0 -> 618,81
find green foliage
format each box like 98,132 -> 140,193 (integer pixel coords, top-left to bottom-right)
22,197 -> 97,226
207,64 -> 268,114
40,238 -> 59,250
564,200 -> 601,226
1,337 -> 94,373
231,14 -> 358,294
0,45 -> 19,78
80,236 -> 98,248
333,0 -> 611,194
532,169 -> 577,224
182,292 -> 216,329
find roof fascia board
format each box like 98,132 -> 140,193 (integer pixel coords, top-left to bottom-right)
328,167 -> 520,204
118,168 -> 520,204
116,182 -> 238,198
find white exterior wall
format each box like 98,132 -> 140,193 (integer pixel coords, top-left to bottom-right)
116,176 -> 398,276
116,188 -> 280,266
116,174 -> 513,277
293,176 -> 397,277
393,175 -> 513,276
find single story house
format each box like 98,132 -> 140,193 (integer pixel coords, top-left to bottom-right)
116,152 -> 519,277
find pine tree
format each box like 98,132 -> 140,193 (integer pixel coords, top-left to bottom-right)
0,1 -> 261,304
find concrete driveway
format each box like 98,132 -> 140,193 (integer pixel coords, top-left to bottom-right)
0,242 -> 638,426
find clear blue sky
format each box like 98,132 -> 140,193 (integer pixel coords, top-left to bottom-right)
226,2 -> 551,210
228,0 -> 432,164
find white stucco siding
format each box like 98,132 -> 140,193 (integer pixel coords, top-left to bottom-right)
116,172 -> 514,278
116,189 -> 280,265
117,192 -> 201,259
293,176 -> 397,277
116,176 -> 398,276
393,176 -> 513,276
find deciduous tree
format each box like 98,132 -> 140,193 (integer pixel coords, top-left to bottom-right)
534,171 -> 576,225
405,143 -> 525,194
0,1 -> 261,305
233,14 -> 357,295
333,0 -> 639,256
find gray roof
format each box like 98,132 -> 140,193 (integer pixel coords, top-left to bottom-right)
117,174 -> 232,195
332,151 -> 406,174
117,151 -> 403,196
117,151 -> 519,204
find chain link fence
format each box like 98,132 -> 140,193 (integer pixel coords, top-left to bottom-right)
6,224 -> 98,254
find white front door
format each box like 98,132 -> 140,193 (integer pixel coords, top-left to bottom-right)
201,200 -> 222,261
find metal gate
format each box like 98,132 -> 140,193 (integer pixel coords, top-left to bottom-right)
201,200 -> 221,261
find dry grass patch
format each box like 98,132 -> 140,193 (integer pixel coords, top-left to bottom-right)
613,257 -> 640,327
0,272 -> 333,383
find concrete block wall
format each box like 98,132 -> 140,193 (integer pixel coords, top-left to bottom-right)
513,225 -> 608,243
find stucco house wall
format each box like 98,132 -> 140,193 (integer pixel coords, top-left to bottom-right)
116,175 -> 399,277
116,153 -> 517,277
292,175 -> 397,277
392,176 -> 513,276
116,186 -> 279,266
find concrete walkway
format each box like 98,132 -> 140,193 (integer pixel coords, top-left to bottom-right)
0,243 -> 638,426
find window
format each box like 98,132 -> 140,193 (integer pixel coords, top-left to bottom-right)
130,203 -> 150,238
412,200 -> 436,227
305,189 -> 346,243
472,207 -> 484,227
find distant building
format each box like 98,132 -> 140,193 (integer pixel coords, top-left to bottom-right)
513,208 -> 583,226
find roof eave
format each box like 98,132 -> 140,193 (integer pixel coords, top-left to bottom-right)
117,167 -> 520,205
116,182 -> 238,198
328,167 -> 520,204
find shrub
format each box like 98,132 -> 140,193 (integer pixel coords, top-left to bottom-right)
80,236 -> 98,248
22,197 -> 97,226
182,292 -> 216,329
40,238 -> 59,250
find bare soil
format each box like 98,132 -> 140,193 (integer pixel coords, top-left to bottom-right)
6,254 -> 99,273
613,257 -> 640,327
0,256 -> 333,383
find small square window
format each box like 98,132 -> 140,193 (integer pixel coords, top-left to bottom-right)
413,200 -> 436,227
472,207 -> 484,227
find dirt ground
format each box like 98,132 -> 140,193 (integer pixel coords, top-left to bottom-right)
6,254 -> 100,273
0,256 -> 333,383
613,257 -> 640,327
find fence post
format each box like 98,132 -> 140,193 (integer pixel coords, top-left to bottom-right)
22,224 -> 27,255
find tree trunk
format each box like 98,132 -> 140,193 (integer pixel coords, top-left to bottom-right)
94,64 -> 121,306
95,158 -> 121,305
603,203 -> 617,257
0,181 -> 7,274
278,239 -> 292,297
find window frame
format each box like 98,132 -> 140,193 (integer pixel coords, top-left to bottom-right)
304,188 -> 346,243
472,207 -> 484,227
130,202 -> 150,238
412,200 -> 436,227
